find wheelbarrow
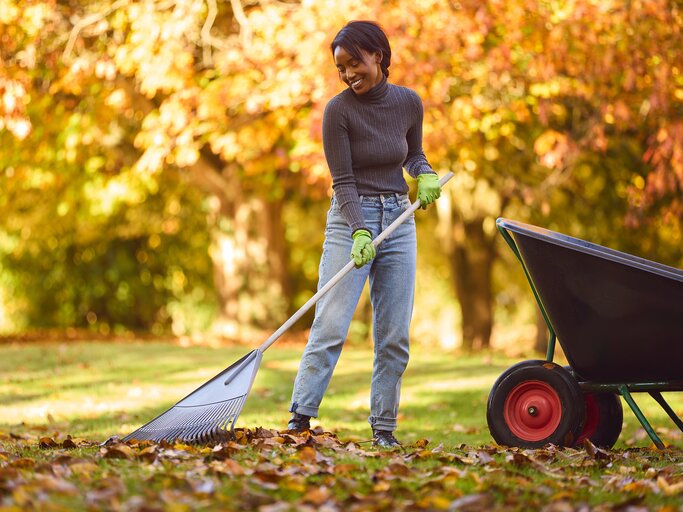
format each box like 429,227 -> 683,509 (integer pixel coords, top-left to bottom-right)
487,218 -> 683,449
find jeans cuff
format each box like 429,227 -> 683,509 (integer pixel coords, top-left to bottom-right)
368,415 -> 397,431
290,402 -> 319,418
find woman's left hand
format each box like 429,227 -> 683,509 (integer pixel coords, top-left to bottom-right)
417,173 -> 442,209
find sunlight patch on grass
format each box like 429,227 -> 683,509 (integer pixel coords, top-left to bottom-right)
406,375 -> 495,394
262,359 -> 301,372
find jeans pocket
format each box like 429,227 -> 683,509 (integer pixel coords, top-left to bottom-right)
328,196 -> 342,216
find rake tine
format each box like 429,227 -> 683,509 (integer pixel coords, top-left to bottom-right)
187,417 -> 212,443
198,426 -> 210,445
180,409 -> 208,441
188,403 -> 229,442
182,405 -> 210,431
162,426 -> 183,443
211,407 -> 233,438
183,424 -> 200,443
224,396 -> 242,424
176,403 -> 218,443
205,402 -> 229,425
209,425 -> 225,444
198,425 -> 213,445
148,411 -> 179,435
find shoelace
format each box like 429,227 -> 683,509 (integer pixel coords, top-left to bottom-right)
288,414 -> 310,430
373,431 -> 399,445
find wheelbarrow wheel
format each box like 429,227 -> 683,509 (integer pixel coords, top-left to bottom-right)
487,360 -> 585,448
575,392 -> 623,449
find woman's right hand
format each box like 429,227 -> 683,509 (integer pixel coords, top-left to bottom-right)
350,229 -> 375,268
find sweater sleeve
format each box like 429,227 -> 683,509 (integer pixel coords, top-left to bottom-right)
322,98 -> 366,233
404,91 -> 436,179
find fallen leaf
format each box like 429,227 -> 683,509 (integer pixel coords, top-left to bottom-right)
209,459 -> 247,476
582,439 -> 611,461
302,485 -> 331,505
69,461 -> 100,477
656,476 -> 683,496
297,446 -> 318,463
254,427 -> 276,438
208,442 -> 246,460
39,437 -> 58,449
12,486 -> 33,507
137,445 -> 158,463
505,452 -> 532,466
35,474 -> 79,495
10,458 -> 35,469
61,438 -> 78,449
372,480 -> 391,492
448,493 -> 493,511
387,461 -> 411,477
414,438 -> 430,449
101,444 -> 135,460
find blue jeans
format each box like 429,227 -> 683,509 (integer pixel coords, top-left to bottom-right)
290,193 -> 416,432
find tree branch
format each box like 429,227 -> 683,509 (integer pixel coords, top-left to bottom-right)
201,0 -> 228,66
62,0 -> 131,60
230,0 -> 252,47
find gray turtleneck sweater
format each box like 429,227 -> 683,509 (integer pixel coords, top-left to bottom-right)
322,75 -> 436,233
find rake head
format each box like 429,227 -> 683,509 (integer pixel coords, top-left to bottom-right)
123,350 -> 262,444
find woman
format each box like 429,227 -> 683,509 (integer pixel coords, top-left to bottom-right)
288,20 -> 441,448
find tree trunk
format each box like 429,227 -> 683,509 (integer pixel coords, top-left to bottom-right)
202,168 -> 248,338
190,157 -> 293,336
263,195 -> 292,313
450,218 -> 496,352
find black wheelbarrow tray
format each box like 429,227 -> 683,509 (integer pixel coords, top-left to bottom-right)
487,218 -> 683,449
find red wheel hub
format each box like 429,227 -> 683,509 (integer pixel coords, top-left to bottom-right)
504,380 -> 562,441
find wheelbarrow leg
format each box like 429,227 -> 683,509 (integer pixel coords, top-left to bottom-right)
618,385 -> 665,449
545,332 -> 556,363
648,391 -> 683,433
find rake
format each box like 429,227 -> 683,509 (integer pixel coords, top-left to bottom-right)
122,172 -> 454,444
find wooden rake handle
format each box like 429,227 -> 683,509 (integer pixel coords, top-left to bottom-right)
258,171 -> 454,353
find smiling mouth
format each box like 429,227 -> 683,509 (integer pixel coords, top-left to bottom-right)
350,79 -> 362,89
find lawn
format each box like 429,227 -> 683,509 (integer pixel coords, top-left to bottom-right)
1,340 -> 682,510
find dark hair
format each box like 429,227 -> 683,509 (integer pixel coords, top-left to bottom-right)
331,21 -> 391,77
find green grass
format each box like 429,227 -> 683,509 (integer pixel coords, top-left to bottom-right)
0,340 -> 682,510
0,340 -> 511,445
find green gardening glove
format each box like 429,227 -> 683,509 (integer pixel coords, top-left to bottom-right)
417,173 -> 441,209
350,229 -> 376,268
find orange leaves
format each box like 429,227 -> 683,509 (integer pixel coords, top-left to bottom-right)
0,78 -> 31,140
533,130 -> 575,170
113,1 -> 203,96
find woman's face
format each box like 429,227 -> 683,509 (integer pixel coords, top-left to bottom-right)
333,46 -> 383,95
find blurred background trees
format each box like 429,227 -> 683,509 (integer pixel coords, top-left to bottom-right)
1,0 -> 681,351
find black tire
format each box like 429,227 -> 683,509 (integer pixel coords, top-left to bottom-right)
487,360 -> 585,448
577,392 -> 623,449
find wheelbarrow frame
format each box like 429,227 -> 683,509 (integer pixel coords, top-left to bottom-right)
496,217 -> 683,449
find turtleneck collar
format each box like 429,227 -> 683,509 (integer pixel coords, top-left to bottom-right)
352,74 -> 389,103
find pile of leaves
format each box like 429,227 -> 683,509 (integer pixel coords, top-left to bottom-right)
1,427 -> 682,511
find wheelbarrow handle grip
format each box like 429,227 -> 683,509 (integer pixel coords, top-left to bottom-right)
258,171 -> 454,353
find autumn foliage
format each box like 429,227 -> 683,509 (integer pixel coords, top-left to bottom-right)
0,0 -> 681,344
